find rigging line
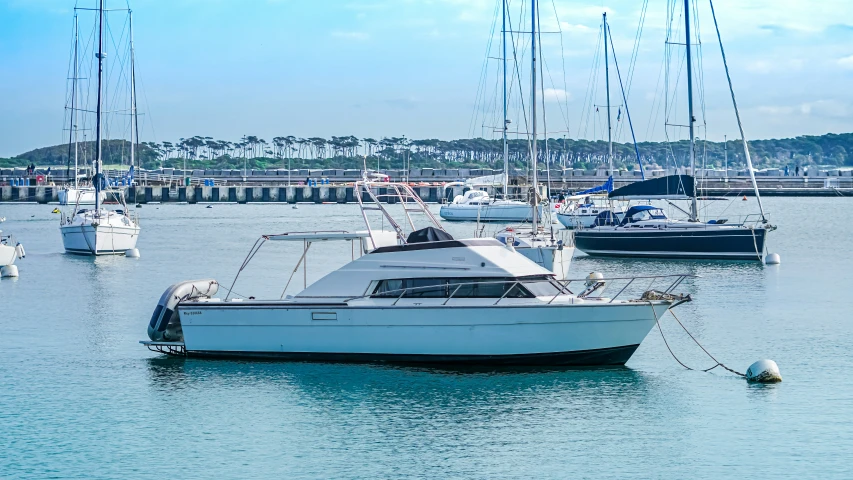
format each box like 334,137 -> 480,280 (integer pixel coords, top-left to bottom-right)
507,1 -> 531,152
578,22 -> 603,140
607,27 -> 644,179
708,0 -> 766,221
468,0 -> 501,137
549,0 -> 571,137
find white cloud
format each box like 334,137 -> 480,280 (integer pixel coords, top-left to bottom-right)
543,88 -> 571,102
331,31 -> 369,41
837,55 -> 853,69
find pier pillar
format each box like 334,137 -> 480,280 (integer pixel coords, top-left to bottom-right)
336,187 -> 347,204
0,186 -> 10,201
319,186 -> 329,202
286,186 -> 296,203
237,187 -> 247,204
302,186 -> 312,203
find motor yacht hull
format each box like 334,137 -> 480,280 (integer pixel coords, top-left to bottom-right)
60,223 -> 140,255
439,204 -> 542,222
174,301 -> 669,365
575,226 -> 767,260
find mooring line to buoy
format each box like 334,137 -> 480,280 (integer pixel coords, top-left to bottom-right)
649,302 -> 745,377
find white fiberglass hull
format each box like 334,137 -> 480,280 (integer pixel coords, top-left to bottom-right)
60,209 -> 140,255
58,187 -> 102,206
175,300 -> 669,365
440,203 -> 542,222
0,244 -> 17,266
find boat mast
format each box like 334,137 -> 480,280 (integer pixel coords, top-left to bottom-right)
530,0 -> 538,232
604,12 -> 613,176
501,0 -> 509,199
684,0 -> 699,221
130,9 -> 138,182
94,0 -> 104,213
68,13 -> 79,189
708,0 -> 766,222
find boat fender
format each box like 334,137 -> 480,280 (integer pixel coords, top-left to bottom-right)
1,265 -> 19,278
745,359 -> 782,383
15,243 -> 25,259
148,279 -> 219,342
765,253 -> 781,265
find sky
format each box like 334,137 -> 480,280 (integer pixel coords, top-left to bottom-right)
1,0 -> 853,157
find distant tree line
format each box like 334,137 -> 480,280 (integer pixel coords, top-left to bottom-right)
6,132 -> 853,171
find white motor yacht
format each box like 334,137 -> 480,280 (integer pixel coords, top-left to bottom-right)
142,181 -> 690,365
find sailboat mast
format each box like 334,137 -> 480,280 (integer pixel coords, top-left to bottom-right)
530,0 -> 538,232
501,0 -> 509,199
68,13 -> 79,188
604,12 -> 613,175
684,0 -> 699,221
130,9 -> 138,179
94,0 -> 104,213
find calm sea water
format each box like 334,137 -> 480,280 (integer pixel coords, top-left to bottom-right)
1,197 -> 851,479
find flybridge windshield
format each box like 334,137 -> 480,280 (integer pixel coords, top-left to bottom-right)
371,276 -> 565,298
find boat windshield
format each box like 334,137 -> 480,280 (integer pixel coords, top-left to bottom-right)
371,275 -> 563,299
630,208 -> 667,222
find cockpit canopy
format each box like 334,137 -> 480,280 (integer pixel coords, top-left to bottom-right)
620,205 -> 668,226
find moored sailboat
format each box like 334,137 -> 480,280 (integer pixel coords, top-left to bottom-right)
59,0 -> 140,256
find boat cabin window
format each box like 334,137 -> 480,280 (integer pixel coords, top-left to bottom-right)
371,276 -> 562,298
629,208 -> 667,222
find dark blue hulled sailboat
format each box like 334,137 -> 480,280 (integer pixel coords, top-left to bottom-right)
574,175 -> 769,260
575,1 -> 775,262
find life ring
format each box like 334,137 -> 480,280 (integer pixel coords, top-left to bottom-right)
36,175 -> 45,183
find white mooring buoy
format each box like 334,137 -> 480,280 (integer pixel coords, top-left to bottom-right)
125,248 -> 140,258
765,253 -> 781,265
746,359 -> 782,383
1,265 -> 19,278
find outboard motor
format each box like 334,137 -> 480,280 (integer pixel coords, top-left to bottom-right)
148,279 -> 219,342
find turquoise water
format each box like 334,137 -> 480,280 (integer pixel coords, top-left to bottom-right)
1,198 -> 851,478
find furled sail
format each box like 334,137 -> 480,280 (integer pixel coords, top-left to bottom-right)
608,174 -> 694,200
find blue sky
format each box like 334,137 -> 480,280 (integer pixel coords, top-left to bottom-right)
1,0 -> 853,157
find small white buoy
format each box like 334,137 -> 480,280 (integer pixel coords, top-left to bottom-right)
125,248 -> 140,258
292,205 -> 298,209
765,253 -> 781,265
746,359 -> 782,383
586,271 -> 605,286
1,265 -> 19,278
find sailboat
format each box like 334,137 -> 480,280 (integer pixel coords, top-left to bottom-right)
573,0 -> 774,261
59,13 -> 101,207
438,0 -> 538,224
491,0 -> 572,279
60,0 -> 140,255
557,13 -> 629,230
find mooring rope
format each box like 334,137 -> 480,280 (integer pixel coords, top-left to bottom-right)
649,302 -> 745,377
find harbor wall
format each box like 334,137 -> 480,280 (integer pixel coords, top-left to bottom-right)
3,177 -> 853,203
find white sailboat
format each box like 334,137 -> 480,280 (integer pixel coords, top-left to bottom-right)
59,0 -> 140,256
439,0 -> 536,224
491,0 -> 573,279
